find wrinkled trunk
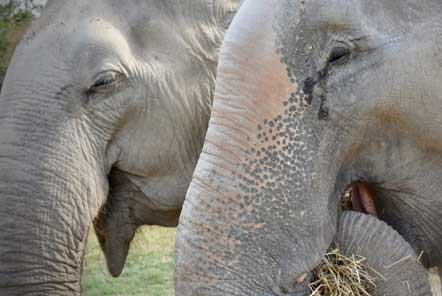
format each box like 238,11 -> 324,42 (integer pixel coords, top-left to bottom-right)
0,89 -> 107,295
337,212 -> 430,295
175,1 -> 336,294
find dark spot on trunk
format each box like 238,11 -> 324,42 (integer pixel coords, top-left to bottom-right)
318,95 -> 329,120
318,68 -> 328,80
302,77 -> 316,104
302,69 -> 330,121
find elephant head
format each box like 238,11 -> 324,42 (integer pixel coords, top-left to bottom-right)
175,0 -> 441,294
0,0 -> 240,294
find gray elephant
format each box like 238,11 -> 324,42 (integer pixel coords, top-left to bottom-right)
175,0 -> 442,295
0,0 -> 240,294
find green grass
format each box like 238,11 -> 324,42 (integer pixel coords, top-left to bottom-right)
82,227 -> 176,296
0,3 -> 33,84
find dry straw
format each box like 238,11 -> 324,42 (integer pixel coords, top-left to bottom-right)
309,248 -> 377,296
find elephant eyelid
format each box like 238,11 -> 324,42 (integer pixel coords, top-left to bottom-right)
326,34 -> 373,65
328,43 -> 352,65
87,70 -> 124,96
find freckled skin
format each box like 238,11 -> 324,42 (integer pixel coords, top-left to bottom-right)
175,0 -> 442,295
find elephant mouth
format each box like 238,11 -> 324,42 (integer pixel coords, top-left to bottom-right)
298,183 -> 431,295
300,185 -> 380,294
341,182 -> 378,217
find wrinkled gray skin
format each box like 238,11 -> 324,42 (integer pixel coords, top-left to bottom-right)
337,212 -> 430,296
175,0 -> 442,295
0,0 -> 239,294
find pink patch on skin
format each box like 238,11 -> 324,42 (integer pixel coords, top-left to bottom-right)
210,0 -> 297,151
351,183 -> 377,217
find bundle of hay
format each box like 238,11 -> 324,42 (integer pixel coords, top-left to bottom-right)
309,249 -> 376,296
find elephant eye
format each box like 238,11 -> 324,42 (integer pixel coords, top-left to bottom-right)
89,71 -> 121,94
328,45 -> 351,65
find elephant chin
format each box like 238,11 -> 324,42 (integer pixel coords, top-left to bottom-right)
93,169 -> 181,277
104,234 -> 134,278
94,214 -> 135,278
323,211 -> 431,295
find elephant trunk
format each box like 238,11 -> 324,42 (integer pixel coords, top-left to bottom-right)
0,90 -> 108,295
175,1 -> 337,294
336,212 -> 430,295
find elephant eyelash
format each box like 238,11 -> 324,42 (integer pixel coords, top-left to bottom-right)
349,36 -> 370,42
94,74 -> 118,88
349,36 -> 379,54
86,71 -> 125,97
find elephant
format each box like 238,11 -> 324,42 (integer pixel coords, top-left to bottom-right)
0,0 -> 240,294
175,0 -> 442,295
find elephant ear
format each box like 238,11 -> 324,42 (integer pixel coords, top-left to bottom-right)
337,211 -> 431,296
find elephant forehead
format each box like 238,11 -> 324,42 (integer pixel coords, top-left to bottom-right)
5,19 -> 135,94
215,0 -> 298,122
222,45 -> 299,120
